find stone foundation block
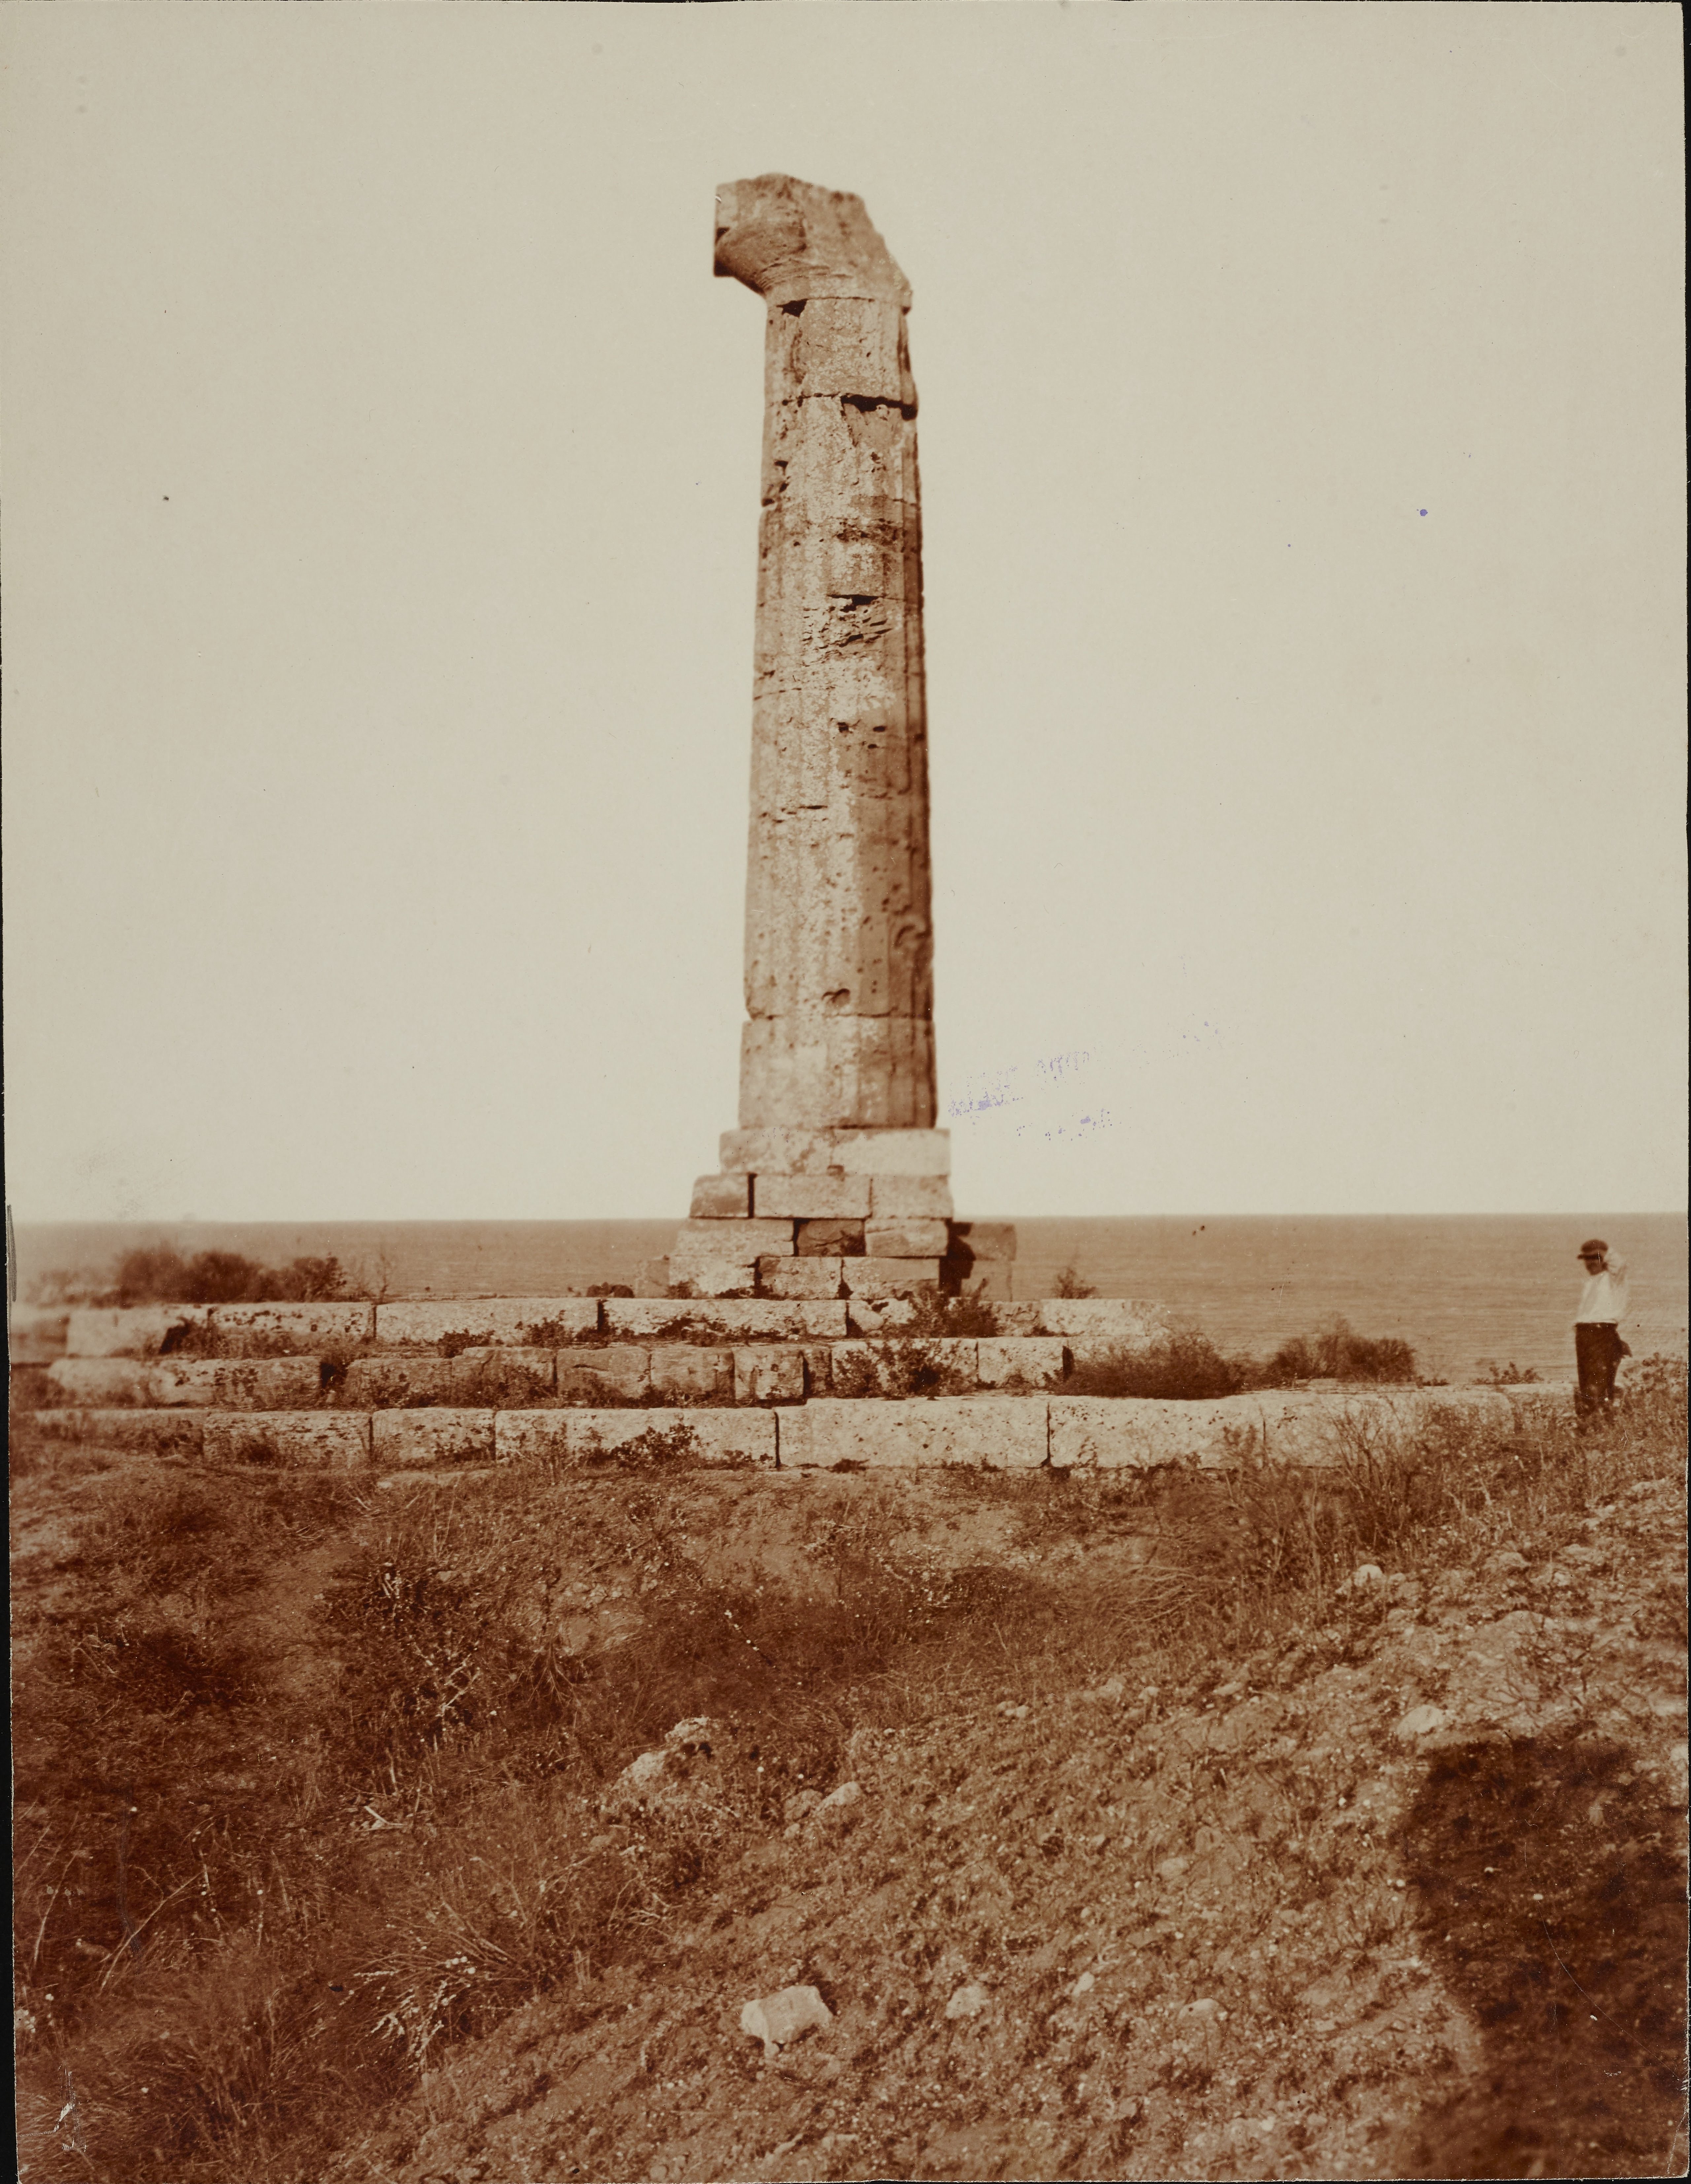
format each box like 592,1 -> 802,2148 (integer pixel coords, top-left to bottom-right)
650,1346 -> 734,1400
65,1305 -> 214,1358
675,1219 -> 794,1254
990,1302 -> 1043,1335
864,1218 -> 950,1259
799,1342 -> 833,1393
868,1175 -> 953,1219
635,1259 -> 673,1299
757,1257 -> 844,1299
46,1356 -> 323,1409
795,1219 -> 865,1256
735,1347 -> 807,1403
778,1396 -> 1047,1470
719,1128 -> 840,1176
33,1407 -> 206,1453
949,1221 -> 1017,1262
978,1337 -> 1068,1390
372,1409 -> 496,1466
690,1173 -> 751,1219
831,1129 -> 950,1176
8,1307 -> 69,1363
376,1298 -> 599,1348
605,1299 -> 848,1341
753,1174 -> 871,1220
842,1258 -> 940,1295
216,1301 -> 375,1348
556,1346 -> 651,1400
1036,1299 -> 1170,1343
1049,1396 -> 1249,1470
666,1258 -> 759,1298
343,1350 -> 556,1408
942,1259 -> 1013,1302
514,1403 -> 781,1465
205,1411 -> 372,1469
845,1297 -> 917,1336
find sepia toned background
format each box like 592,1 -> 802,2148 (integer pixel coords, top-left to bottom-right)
2,2 -> 1684,1226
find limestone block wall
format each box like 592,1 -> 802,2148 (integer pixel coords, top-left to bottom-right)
664,1124 -> 1017,1300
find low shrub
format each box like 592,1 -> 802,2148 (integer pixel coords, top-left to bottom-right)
832,1338 -> 976,1400
1265,1317 -> 1417,1384
900,1287 -> 1001,1338
1066,1329 -> 1256,1400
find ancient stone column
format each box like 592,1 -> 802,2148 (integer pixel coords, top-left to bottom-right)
653,177 -> 1015,1303
716,172 -> 935,1132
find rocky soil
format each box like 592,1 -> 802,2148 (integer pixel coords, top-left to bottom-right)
327,1471 -> 1687,2184
13,1381 -> 1686,2184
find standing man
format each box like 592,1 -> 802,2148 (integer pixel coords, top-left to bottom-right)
1572,1238 -> 1631,1423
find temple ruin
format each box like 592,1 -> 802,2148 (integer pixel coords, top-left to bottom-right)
650,175 -> 1015,1304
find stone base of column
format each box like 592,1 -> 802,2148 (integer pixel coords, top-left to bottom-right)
651,1128 -> 1017,1302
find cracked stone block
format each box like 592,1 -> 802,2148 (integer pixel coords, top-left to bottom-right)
376,1298 -> 600,1348
795,1219 -> 865,1256
605,1299 -> 849,1341
493,1408 -> 776,1467
556,1346 -> 651,1401
864,1219 -> 950,1259
690,1173 -> 751,1219
868,1175 -> 953,1219
778,1396 -> 1047,1469
753,1173 -> 871,1220
343,1350 -> 556,1407
831,1129 -> 950,1176
978,1338 -> 1068,1390
758,1257 -> 844,1299
675,1219 -> 795,1255
205,1411 -> 372,1469
845,1297 -> 916,1336
372,1409 -> 496,1466
735,1347 -> 806,1402
215,1302 -> 375,1347
842,1258 -> 940,1295
45,1357 -> 323,1409
650,1346 -> 733,1400
64,1305 -> 214,1358
719,1128 -> 840,1176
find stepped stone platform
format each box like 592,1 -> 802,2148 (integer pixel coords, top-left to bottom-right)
12,1294 -> 1548,1476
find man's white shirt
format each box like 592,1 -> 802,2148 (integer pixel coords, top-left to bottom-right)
1574,1256 -> 1629,1325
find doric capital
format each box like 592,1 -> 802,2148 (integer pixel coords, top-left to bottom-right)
714,175 -> 911,311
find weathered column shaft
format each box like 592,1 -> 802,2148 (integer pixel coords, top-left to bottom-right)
715,176 -> 936,1131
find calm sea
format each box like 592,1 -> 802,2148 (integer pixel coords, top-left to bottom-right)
12,1213 -> 1684,1385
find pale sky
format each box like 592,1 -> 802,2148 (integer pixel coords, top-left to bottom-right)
2,3 -> 1684,1225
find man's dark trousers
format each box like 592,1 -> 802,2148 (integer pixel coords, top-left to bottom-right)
1574,1322 -> 1625,1418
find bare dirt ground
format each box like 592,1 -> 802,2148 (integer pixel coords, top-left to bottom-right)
12,1380 -> 1687,2183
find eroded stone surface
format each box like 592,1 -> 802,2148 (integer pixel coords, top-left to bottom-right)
691,1174 -> 751,1220
752,1174 -> 871,1220
715,176 -> 934,1136
376,1299 -> 599,1349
